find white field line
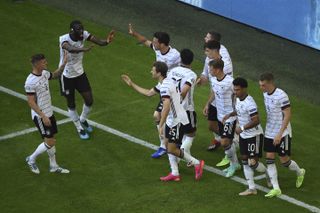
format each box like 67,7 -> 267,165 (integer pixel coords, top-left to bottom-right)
0,85 -> 319,213
0,118 -> 72,141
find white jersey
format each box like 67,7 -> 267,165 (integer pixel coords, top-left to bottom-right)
24,70 -> 53,119
59,31 -> 91,78
210,75 -> 236,122
264,88 -> 292,139
160,77 -> 189,128
202,45 -> 233,107
168,66 -> 197,112
151,45 -> 180,71
201,44 -> 233,78
235,95 -> 263,139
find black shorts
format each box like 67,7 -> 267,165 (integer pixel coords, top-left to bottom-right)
239,134 -> 264,158
165,123 -> 184,145
59,72 -> 91,96
155,100 -> 163,112
33,115 -> 57,139
264,135 -> 291,156
218,120 -> 236,139
208,104 -> 218,121
183,111 -> 197,134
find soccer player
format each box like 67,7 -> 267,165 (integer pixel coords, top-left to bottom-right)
128,23 -> 180,158
59,20 -> 115,139
157,62 -> 204,182
201,40 -> 233,167
206,59 -> 240,177
259,73 -> 305,198
168,49 -> 197,167
25,53 -> 69,174
197,32 -> 233,153
224,77 -> 268,195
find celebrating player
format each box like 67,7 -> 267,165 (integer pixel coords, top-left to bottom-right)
128,23 -> 180,158
259,73 -> 305,198
206,59 -> 240,177
25,53 -> 69,174
223,77 -> 269,195
168,49 -> 197,167
59,20 -> 115,139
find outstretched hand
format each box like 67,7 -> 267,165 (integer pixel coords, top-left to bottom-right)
121,74 -> 132,86
107,30 -> 115,43
128,23 -> 134,35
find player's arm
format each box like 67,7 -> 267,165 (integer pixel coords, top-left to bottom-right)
52,51 -> 68,79
121,74 -> 157,97
222,111 -> 237,123
62,42 -> 94,53
128,23 -> 152,47
203,90 -> 215,116
273,107 -> 291,145
88,30 -> 115,46
26,94 -> 51,126
159,97 -> 170,137
196,75 -> 208,86
180,83 -> 191,99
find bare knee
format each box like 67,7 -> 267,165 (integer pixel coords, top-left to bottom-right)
153,111 -> 161,123
45,137 -> 56,147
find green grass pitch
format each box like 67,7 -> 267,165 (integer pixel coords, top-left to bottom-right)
0,1 -> 319,212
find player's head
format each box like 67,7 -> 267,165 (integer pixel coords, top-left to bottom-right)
233,77 -> 248,98
205,31 -> 221,43
152,32 -> 170,50
151,61 -> 168,79
70,20 -> 84,40
208,59 -> 224,77
180,49 -> 194,66
31,54 -> 47,70
204,40 -> 220,60
259,72 -> 275,93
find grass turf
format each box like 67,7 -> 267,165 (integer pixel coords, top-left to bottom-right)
0,0 -> 319,212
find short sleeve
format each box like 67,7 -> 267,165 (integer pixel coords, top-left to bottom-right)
43,70 -> 53,80
247,99 -> 258,117
279,91 -> 291,110
185,73 -> 196,87
160,82 -> 170,99
201,57 -> 210,78
154,82 -> 161,93
25,81 -> 36,95
83,31 -> 91,40
59,35 -> 69,47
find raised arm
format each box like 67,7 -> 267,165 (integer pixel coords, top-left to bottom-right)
121,74 -> 157,97
52,51 -> 67,79
62,42 -> 94,53
89,30 -> 115,46
128,23 -> 152,47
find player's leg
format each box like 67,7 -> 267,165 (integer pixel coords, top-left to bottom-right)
278,136 -> 305,188
220,121 -> 240,177
180,111 -> 197,156
77,73 -> 93,133
26,116 -> 52,174
151,101 -> 167,158
239,136 -> 256,195
264,137 -> 281,198
207,105 -> 221,151
60,75 -> 88,139
160,125 -> 180,181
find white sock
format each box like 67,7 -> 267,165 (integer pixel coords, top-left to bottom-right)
243,164 -> 255,190
181,135 -> 194,155
68,108 -> 83,131
29,142 -> 49,163
156,124 -> 166,149
80,104 -> 91,123
47,146 -> 58,168
288,160 -> 302,176
214,133 -> 221,141
254,162 -> 267,173
225,143 -> 238,166
267,163 -> 280,190
168,154 -> 179,176
182,150 -> 199,165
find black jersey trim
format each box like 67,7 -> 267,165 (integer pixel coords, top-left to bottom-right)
31,72 -> 41,77
281,104 -> 291,110
217,74 -> 227,82
161,47 -> 170,55
267,87 -> 277,95
154,86 -> 160,93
